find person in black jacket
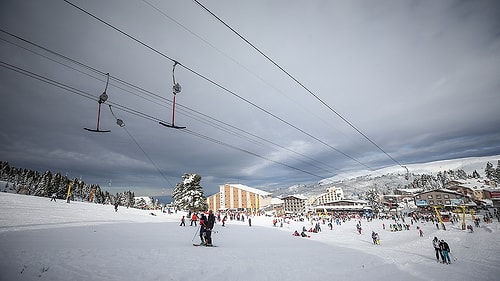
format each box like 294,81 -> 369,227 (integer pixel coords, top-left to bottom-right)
205,210 -> 216,246
439,239 -> 451,264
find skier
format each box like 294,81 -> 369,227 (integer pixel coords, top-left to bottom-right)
439,239 -> 451,264
180,215 -> 185,226
205,210 -> 216,246
50,193 -> 57,202
191,213 -> 198,226
114,201 -> 119,212
419,228 -> 424,237
248,217 -> 252,227
432,237 -> 443,263
199,213 -> 207,245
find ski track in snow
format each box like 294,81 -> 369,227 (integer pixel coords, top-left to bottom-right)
0,192 -> 499,281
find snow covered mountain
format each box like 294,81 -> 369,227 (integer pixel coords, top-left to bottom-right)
271,155 -> 500,199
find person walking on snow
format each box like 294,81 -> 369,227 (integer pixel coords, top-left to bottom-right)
433,237 -> 443,263
205,210 -> 216,246
372,231 -> 378,244
439,239 -> 451,264
180,215 -> 185,226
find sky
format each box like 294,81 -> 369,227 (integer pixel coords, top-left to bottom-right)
1,192 -> 499,281
1,0 -> 500,197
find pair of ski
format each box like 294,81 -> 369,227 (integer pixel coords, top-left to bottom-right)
193,243 -> 216,247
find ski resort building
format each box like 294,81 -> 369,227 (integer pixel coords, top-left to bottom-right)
414,188 -> 471,208
313,199 -> 369,214
310,186 -> 344,206
206,183 -> 272,213
282,194 -> 308,215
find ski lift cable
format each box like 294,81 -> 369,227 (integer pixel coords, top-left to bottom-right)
192,0 -> 407,171
61,0 -> 381,172
108,104 -> 175,188
84,73 -> 111,133
159,61 -> 185,129
0,32 -> 170,109
144,0 -> 358,161
0,29 -> 363,177
1,60 -> 355,183
2,24 -> 383,178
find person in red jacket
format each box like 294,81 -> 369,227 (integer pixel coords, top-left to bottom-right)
199,214 -> 207,245
190,213 -> 198,226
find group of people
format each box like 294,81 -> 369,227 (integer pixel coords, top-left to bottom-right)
292,230 -> 310,238
198,210 -> 216,246
180,211 -> 216,246
432,237 -> 452,264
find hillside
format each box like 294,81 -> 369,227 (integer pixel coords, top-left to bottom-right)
271,155 -> 500,199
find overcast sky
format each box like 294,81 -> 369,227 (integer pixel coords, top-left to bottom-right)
1,0 -> 499,197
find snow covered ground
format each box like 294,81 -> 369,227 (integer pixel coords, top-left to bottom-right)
0,193 -> 499,281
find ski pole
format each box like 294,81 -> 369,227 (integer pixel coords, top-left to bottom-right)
192,225 -> 200,242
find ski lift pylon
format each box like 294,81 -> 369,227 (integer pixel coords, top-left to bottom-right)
85,73 -> 111,133
159,61 -> 186,129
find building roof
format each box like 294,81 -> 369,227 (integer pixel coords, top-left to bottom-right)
282,194 -> 308,200
417,188 -> 464,196
222,183 -> 272,196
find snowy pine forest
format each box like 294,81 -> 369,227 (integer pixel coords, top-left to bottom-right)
0,161 -> 139,207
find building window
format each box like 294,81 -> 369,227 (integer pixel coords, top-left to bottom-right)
445,200 -> 451,204
429,200 -> 435,205
437,200 -> 443,205
444,195 -> 449,199
416,195 -> 421,199
427,195 -> 433,199
436,195 -> 442,199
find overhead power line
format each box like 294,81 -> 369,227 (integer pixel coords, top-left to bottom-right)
192,0 -> 406,170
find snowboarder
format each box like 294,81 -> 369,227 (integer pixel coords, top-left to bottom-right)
114,202 -> 119,212
372,231 -> 378,244
439,239 -> 451,264
433,237 -> 443,263
50,193 -> 57,202
180,215 -> 185,226
419,228 -> 424,237
205,210 -> 216,246
248,217 -> 252,227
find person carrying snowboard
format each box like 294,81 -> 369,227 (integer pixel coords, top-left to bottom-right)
205,210 -> 216,246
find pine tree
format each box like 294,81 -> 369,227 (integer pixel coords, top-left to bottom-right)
485,162 -> 495,180
365,187 -> 381,213
172,173 -> 208,212
493,160 -> 500,184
